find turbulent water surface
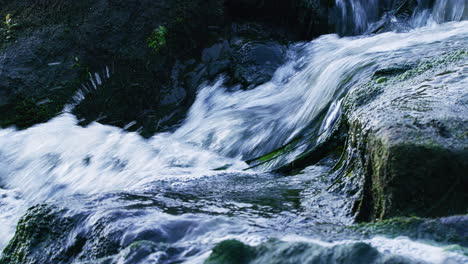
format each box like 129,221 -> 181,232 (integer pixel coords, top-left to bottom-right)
0,1 -> 467,263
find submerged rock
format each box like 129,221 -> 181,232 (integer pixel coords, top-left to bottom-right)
205,239 -> 420,264
205,240 -> 255,264
352,215 -> 468,247
0,202 -> 186,264
1,195 -> 466,263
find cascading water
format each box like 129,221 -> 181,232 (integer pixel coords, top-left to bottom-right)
334,0 -> 467,34
0,1 -> 467,263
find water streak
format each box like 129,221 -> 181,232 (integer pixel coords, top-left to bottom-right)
175,21 -> 468,163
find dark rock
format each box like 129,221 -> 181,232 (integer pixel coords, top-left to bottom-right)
0,0 -> 225,135
225,0 -> 331,38
0,202 -> 185,264
185,23 -> 290,93
231,41 -> 286,89
205,240 -> 255,264
202,42 -> 230,63
0,204 -> 76,264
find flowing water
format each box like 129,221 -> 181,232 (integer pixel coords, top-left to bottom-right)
0,1 -> 467,263
334,0 -> 467,34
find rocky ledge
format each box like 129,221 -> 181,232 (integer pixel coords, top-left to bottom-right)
340,50 -> 468,221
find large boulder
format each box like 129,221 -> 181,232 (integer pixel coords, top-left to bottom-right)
341,49 -> 468,221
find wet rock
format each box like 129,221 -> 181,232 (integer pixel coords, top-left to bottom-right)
231,41 -> 286,89
0,202 -> 185,264
184,23 -> 289,94
202,42 -> 230,63
353,215 -> 468,247
2,195 -> 466,263
341,50 -> 468,221
0,204 -> 76,264
205,240 -> 255,264
205,239 -> 419,264
366,0 -> 419,34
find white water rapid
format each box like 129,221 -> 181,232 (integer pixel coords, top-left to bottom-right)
0,1 -> 467,263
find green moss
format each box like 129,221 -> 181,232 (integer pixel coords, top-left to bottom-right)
345,82 -> 384,109
398,49 -> 467,81
0,13 -> 20,49
375,77 -> 387,84
1,13 -> 19,41
353,216 -> 424,233
350,216 -> 468,247
249,138 -> 299,164
213,164 -> 232,171
205,240 -> 255,264
0,204 -> 71,264
147,26 -> 168,53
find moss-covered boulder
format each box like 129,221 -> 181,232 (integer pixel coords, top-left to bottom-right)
0,204 -> 76,264
341,50 -> 468,221
0,203 -> 168,264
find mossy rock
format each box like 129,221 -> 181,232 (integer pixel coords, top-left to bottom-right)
352,215 -> 468,247
341,50 -> 468,221
205,240 -> 256,264
0,204 -> 73,264
205,239 -> 419,264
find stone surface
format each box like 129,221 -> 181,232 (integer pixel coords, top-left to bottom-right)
341,50 -> 468,221
0,0 -> 225,135
205,239 -> 419,264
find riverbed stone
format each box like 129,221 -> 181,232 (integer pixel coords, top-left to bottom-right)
205,239 -> 419,264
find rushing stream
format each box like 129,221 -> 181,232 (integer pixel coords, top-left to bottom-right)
0,0 -> 467,263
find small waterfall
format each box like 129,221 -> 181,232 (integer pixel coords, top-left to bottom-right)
432,0 -> 467,22
0,1 -> 467,261
173,21 -> 467,164
334,0 -> 467,34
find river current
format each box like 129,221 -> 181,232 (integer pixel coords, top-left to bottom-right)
0,1 -> 467,263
